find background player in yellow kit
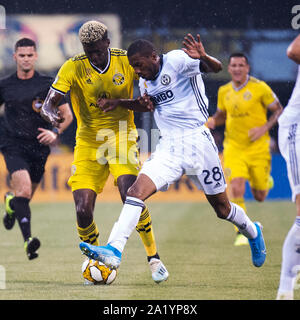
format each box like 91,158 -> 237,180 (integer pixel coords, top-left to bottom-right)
207,52 -> 282,246
41,20 -> 168,283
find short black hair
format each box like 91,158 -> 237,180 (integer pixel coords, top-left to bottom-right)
229,52 -> 249,64
127,39 -> 155,58
15,38 -> 36,52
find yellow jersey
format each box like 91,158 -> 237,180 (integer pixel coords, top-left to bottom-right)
51,48 -> 138,146
217,76 -> 277,154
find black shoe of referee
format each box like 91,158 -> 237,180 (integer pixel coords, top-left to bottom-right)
24,237 -> 41,260
3,192 -> 16,230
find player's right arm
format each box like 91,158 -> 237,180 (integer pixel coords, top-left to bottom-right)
206,109 -> 226,129
97,93 -> 154,113
206,86 -> 227,129
40,89 -> 65,127
287,34 -> 300,64
41,59 -> 74,127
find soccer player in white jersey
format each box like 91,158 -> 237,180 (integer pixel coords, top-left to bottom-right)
79,34 -> 267,278
276,34 -> 300,300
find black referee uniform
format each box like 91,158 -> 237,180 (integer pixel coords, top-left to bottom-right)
0,71 -> 61,183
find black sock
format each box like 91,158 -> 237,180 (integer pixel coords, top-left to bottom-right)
10,197 -> 31,241
147,253 -> 160,262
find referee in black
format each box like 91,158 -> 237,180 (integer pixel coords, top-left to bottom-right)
0,38 -> 73,260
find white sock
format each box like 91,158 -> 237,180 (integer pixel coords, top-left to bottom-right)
278,217 -> 300,293
226,202 -> 258,239
107,196 -> 144,253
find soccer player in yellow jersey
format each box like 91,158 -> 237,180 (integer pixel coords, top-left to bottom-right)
41,20 -> 168,283
207,53 -> 282,246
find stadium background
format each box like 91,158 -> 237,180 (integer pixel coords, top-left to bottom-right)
0,0 -> 298,201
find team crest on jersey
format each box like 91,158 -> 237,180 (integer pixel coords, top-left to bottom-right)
113,73 -> 125,85
243,91 -> 252,101
32,97 -> 44,113
161,74 -> 171,85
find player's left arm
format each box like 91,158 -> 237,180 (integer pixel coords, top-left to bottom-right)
182,33 -> 222,73
248,99 -> 283,142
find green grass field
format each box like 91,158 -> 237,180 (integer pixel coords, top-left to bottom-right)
0,200 -> 298,300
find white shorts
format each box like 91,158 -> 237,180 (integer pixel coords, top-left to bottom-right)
140,126 -> 227,195
278,123 -> 300,202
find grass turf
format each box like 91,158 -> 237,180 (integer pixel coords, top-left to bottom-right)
0,201 -> 298,300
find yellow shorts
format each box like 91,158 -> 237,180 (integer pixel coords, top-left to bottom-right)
223,146 -> 271,191
68,133 -> 140,194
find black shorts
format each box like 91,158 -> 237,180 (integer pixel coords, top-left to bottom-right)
1,141 -> 50,184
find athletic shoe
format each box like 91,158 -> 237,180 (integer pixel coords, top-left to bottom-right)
149,258 -> 169,283
3,192 -> 15,230
79,242 -> 121,270
276,291 -> 293,300
248,222 -> 266,267
234,232 -> 249,246
268,175 -> 274,190
24,237 -> 41,260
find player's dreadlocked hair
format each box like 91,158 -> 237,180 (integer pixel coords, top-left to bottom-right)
78,20 -> 108,45
127,39 -> 156,58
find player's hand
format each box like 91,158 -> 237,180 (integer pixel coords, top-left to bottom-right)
97,98 -> 119,112
41,108 -> 65,127
37,128 -> 58,145
137,93 -> 154,112
182,34 -> 206,60
206,117 -> 216,130
248,126 -> 267,142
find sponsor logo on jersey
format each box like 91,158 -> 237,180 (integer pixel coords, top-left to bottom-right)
151,90 -> 174,105
161,74 -> 171,85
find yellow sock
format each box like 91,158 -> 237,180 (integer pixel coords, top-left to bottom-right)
77,220 -> 100,246
231,198 -> 247,233
136,206 -> 157,257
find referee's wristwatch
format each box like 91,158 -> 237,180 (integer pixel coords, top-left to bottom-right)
52,127 -> 60,136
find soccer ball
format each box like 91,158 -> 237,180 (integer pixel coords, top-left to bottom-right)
82,259 -> 117,285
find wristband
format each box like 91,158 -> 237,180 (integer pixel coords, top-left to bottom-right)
52,127 -> 60,136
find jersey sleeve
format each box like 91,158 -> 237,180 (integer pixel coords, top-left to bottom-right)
217,86 -> 226,111
51,59 -> 75,95
260,81 -> 277,108
169,50 -> 201,78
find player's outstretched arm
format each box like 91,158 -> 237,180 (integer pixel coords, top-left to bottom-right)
97,94 -> 154,113
182,33 -> 222,73
206,109 -> 226,129
41,88 -> 65,127
287,34 -> 300,64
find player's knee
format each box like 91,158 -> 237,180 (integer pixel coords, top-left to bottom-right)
253,190 -> 267,202
127,184 -> 144,200
231,185 -> 245,198
15,186 -> 32,199
76,200 -> 93,221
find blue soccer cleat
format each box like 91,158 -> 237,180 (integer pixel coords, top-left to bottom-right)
79,242 -> 122,270
248,222 -> 266,267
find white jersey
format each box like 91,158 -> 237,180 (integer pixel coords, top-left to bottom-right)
279,65 -> 300,126
138,49 -> 209,135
